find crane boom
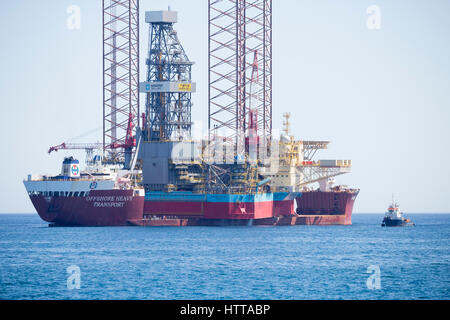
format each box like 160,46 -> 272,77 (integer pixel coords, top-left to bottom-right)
48,143 -> 103,154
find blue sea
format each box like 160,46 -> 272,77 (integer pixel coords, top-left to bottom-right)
0,214 -> 448,300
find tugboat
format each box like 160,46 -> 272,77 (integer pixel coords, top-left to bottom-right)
381,196 -> 415,227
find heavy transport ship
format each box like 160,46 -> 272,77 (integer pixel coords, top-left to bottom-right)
24,130 -> 358,227
24,7 -> 359,227
24,157 -> 144,226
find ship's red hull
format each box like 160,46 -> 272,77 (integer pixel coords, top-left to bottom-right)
134,190 -> 358,226
143,200 -> 204,218
29,190 -> 144,226
130,213 -> 350,227
143,199 -> 294,219
142,192 -> 297,223
29,189 -> 357,227
295,190 -> 359,225
253,214 -> 350,226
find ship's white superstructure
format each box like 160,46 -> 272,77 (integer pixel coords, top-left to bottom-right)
384,200 -> 403,220
24,157 -> 144,198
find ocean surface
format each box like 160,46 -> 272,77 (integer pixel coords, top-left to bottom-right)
0,214 -> 448,300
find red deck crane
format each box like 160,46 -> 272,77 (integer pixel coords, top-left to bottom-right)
48,113 -> 136,154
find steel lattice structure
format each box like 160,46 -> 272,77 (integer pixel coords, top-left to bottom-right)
142,12 -> 194,142
103,0 -> 140,160
208,0 -> 272,160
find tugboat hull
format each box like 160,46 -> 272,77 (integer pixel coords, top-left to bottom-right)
381,218 -> 415,227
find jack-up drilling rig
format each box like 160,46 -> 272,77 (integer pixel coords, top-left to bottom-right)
29,1 -> 358,227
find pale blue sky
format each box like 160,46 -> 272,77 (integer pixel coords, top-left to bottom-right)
1,0 -> 449,213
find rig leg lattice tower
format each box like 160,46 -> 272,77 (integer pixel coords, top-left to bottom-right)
208,0 -> 273,160
102,0 -> 140,165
